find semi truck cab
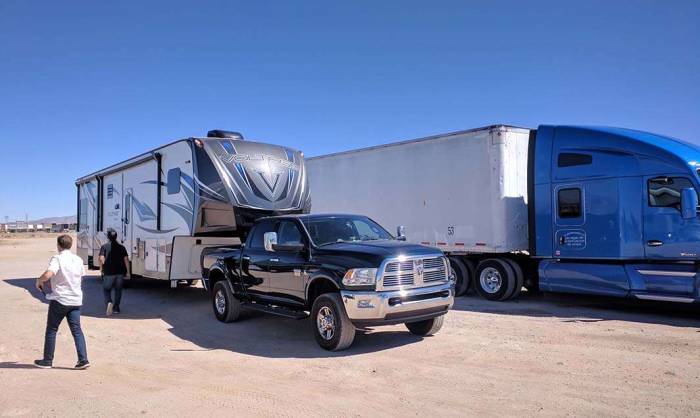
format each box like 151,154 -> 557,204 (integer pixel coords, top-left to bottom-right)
533,126 -> 700,302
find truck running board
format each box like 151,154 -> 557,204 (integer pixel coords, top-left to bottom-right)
635,294 -> 695,303
242,302 -> 309,320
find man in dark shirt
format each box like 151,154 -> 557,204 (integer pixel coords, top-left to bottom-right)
99,229 -> 130,316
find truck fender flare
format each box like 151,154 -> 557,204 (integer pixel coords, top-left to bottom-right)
305,273 -> 341,302
204,263 -> 228,292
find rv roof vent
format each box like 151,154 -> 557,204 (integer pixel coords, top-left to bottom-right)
207,130 -> 244,140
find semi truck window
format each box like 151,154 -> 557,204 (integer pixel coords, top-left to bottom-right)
277,221 -> 303,245
167,168 -> 181,195
248,221 -> 276,250
558,153 -> 592,167
558,188 -> 581,218
648,177 -> 695,210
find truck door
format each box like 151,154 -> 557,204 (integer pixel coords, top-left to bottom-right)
240,220 -> 276,297
552,184 -> 587,258
266,220 -> 308,305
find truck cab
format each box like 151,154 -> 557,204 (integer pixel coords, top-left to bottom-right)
533,126 -> 700,302
202,214 -> 455,350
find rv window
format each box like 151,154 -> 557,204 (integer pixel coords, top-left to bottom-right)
558,153 -> 592,167
277,221 -> 303,245
167,168 -> 181,195
558,188 -> 581,218
248,221 -> 276,250
648,177 -> 696,210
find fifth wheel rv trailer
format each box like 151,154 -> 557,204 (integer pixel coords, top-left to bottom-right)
76,130 -> 310,285
307,125 -> 700,305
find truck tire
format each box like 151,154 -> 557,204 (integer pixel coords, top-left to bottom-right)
449,257 -> 471,297
475,258 -> 516,301
212,280 -> 241,323
503,259 -> 524,300
405,315 -> 445,336
459,257 -> 476,294
311,293 -> 356,351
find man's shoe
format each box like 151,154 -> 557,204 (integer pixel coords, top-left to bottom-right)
75,360 -> 90,370
106,302 -> 113,316
34,359 -> 52,369
113,306 -> 121,314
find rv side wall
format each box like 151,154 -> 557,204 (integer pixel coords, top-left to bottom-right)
306,126 -> 531,254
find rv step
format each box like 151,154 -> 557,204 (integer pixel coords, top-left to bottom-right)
242,302 -> 309,319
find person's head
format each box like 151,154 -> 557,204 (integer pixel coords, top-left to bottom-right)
107,229 -> 118,242
57,234 -> 72,252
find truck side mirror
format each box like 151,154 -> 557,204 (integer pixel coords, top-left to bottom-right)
264,232 -> 278,252
681,188 -> 698,219
396,225 -> 406,241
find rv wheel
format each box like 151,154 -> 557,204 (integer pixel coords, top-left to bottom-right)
212,281 -> 241,323
475,259 -> 516,301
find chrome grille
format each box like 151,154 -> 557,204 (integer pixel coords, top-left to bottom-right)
380,256 -> 448,289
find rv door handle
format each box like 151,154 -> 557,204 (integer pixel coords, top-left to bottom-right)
647,240 -> 663,247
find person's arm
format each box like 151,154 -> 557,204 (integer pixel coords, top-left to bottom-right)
37,256 -> 58,291
98,245 -> 106,274
124,256 -> 131,279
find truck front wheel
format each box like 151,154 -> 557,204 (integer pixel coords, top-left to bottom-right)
212,280 -> 241,323
405,315 -> 444,336
311,293 -> 356,351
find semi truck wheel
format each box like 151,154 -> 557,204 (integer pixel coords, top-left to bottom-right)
405,315 -> 444,336
459,257 -> 476,294
212,280 -> 241,323
449,257 -> 471,297
475,259 -> 516,301
503,259 -> 524,300
311,293 -> 356,351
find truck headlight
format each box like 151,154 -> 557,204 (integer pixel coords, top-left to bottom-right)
342,268 -> 377,286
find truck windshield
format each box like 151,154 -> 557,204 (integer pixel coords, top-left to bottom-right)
302,216 -> 393,246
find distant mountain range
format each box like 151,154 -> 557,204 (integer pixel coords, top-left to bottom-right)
29,215 -> 77,224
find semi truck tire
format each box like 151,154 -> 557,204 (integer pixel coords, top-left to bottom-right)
212,280 -> 241,323
475,258 -> 516,301
449,256 -> 471,296
311,293 -> 356,351
503,259 -> 524,300
405,315 -> 445,336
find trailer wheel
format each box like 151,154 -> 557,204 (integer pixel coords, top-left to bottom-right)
405,315 -> 445,336
475,259 -> 516,301
311,293 -> 356,351
212,280 -> 241,323
449,257 -> 471,297
460,257 -> 476,294
503,259 -> 524,300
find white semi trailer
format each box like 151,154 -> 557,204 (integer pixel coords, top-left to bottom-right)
306,125 -> 532,299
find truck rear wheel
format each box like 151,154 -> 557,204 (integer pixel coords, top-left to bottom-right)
212,280 -> 241,323
475,259 -> 516,301
503,259 -> 524,300
311,293 -> 356,351
449,257 -> 471,297
405,315 -> 444,336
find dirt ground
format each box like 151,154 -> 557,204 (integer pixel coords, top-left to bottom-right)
0,236 -> 699,417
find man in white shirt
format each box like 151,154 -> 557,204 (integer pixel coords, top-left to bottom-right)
34,235 -> 90,369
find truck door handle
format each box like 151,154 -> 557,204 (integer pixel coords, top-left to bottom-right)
270,258 -> 279,262
242,256 -> 250,261
559,236 -> 565,245
647,240 -> 663,247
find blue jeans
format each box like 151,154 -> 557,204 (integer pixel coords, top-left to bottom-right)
102,274 -> 124,308
43,300 -> 88,363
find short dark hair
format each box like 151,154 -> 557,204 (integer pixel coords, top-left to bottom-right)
107,229 -> 118,241
57,234 -> 72,250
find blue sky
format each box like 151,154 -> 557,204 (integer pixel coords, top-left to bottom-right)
1,0 -> 699,220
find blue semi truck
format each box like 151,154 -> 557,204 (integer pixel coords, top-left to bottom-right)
307,125 -> 700,304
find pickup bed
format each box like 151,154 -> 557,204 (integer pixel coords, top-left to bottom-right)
201,213 -> 455,350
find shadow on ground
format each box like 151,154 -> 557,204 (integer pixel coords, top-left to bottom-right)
5,276 -> 425,359
452,288 -> 700,329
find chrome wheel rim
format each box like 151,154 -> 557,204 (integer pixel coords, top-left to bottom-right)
316,306 -> 336,341
479,267 -> 502,294
215,289 -> 226,315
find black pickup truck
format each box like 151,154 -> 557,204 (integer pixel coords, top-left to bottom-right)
201,213 -> 455,350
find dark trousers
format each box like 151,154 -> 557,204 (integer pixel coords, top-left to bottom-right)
102,274 -> 124,308
43,300 -> 88,363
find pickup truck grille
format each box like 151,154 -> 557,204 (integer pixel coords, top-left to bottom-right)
380,256 -> 448,290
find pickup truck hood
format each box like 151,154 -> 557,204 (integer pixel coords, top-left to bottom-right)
316,240 -> 442,265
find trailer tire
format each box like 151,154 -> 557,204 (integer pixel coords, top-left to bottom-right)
475,258 -> 516,301
503,259 -> 524,300
212,280 -> 241,323
311,293 -> 356,351
460,258 -> 476,294
405,315 -> 445,336
449,257 -> 471,297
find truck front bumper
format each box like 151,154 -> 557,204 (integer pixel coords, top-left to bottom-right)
340,281 -> 455,327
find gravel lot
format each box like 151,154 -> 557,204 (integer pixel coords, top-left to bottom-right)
1,236 -> 699,417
